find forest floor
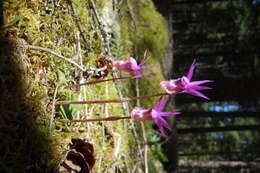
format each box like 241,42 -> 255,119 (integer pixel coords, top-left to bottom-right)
0,0 -> 170,172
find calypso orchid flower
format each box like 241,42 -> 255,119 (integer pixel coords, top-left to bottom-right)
160,60 -> 212,99
131,96 -> 181,135
57,60 -> 213,105
112,51 -> 153,77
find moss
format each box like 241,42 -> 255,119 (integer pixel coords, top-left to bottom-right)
0,47 -> 52,171
118,0 -> 168,99
119,0 -> 169,59
133,1 -> 169,59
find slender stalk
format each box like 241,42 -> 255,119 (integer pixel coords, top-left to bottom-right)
57,116 -> 131,123
14,43 -> 86,71
49,85 -> 59,137
64,72 -> 156,89
135,78 -> 148,173
56,92 -> 169,105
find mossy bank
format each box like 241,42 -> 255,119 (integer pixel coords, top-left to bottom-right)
1,0 -> 169,172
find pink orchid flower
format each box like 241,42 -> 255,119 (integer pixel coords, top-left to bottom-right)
160,60 -> 212,99
112,52 -> 153,76
131,96 -> 181,135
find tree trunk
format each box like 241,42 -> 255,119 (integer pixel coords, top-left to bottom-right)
0,0 -> 3,26
178,125 -> 260,134
178,151 -> 240,157
180,112 -> 259,118
179,160 -> 260,170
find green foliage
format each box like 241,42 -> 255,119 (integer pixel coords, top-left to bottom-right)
147,131 -> 168,162
58,93 -> 82,120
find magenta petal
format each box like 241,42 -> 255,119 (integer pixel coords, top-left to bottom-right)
129,58 -> 139,70
141,65 -> 153,69
134,71 -> 143,77
139,50 -> 148,66
160,112 -> 181,117
187,60 -> 196,80
154,96 -> 167,111
186,88 -> 210,100
158,126 -> 166,136
189,85 -> 212,90
158,117 -> 172,131
188,80 -> 213,86
154,117 -> 172,136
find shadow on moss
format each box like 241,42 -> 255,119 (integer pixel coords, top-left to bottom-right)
0,17 -> 53,173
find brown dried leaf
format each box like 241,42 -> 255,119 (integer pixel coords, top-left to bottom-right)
57,139 -> 95,173
66,149 -> 89,172
64,158 -> 82,172
70,138 -> 95,170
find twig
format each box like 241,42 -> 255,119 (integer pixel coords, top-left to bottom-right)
104,82 -> 122,160
13,43 -> 86,71
75,31 -> 84,121
64,72 -> 156,89
133,77 -> 145,162
97,153 -> 103,173
49,85 -> 59,137
141,122 -> 148,173
135,78 -> 148,173
57,116 -> 131,123
88,0 -> 111,55
56,92 -> 169,105
67,0 -> 91,51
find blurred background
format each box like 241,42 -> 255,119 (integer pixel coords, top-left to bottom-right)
154,0 -> 260,172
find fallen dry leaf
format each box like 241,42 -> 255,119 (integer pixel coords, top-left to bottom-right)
57,139 -> 95,173
70,138 -> 95,170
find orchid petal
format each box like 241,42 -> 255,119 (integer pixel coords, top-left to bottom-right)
188,80 -> 213,86
188,85 -> 212,90
157,117 -> 172,131
139,50 -> 148,66
160,112 -> 181,117
153,117 -> 171,136
134,71 -> 143,77
141,65 -> 159,69
141,65 -> 153,69
156,122 -> 166,136
187,60 -> 196,80
130,58 -> 139,70
154,96 -> 167,111
186,88 -> 210,100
